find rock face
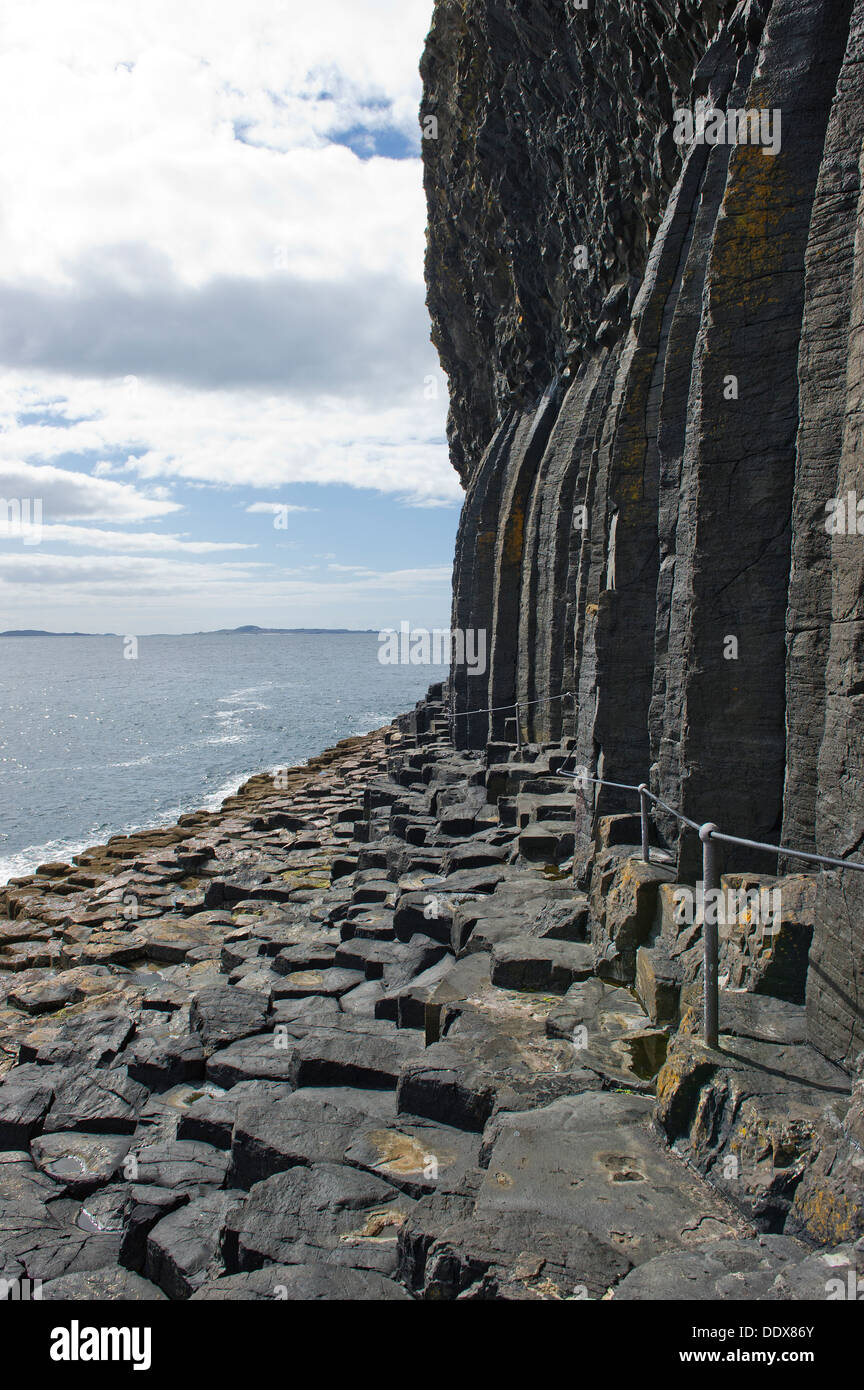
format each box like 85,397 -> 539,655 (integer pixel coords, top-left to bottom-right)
422,0 -> 864,1071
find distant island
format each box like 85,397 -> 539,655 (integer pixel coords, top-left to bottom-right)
0,626 -> 378,637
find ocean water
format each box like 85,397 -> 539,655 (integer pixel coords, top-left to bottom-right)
0,633 -> 448,885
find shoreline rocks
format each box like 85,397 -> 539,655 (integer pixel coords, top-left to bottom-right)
0,694 -> 858,1300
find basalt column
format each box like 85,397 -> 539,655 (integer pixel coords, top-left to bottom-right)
424,0 -> 730,760
424,0 -> 864,1023
654,0 -> 853,872
801,0 -> 864,1065
450,413 -> 517,748
516,353 -> 610,746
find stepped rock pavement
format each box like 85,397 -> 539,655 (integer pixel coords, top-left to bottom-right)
1,698 -> 859,1300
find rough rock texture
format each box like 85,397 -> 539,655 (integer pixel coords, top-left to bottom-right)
2,0 -> 864,1306
0,711 -> 860,1299
424,0 -> 864,1070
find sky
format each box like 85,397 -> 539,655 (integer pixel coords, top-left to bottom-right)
0,0 -> 459,634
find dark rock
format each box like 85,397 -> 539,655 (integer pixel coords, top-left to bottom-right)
339,980 -> 387,1016
272,966 -> 365,999
0,1150 -> 60,1207
145,1190 -> 236,1298
205,1034 -> 295,1088
400,1203 -> 629,1301
766,1242 -> 864,1300
177,1080 -> 289,1149
271,941 -> 337,974
189,984 -> 270,1048
228,1089 -> 395,1188
545,977 -> 666,1087
786,1065 -> 864,1247
119,1184 -> 189,1272
656,1004 -> 851,1231
0,1076 -> 54,1149
42,1068 -> 149,1135
397,1029 -> 594,1133
393,890 -> 456,945
0,1199 -> 121,1283
221,1163 -> 415,1277
720,874 -> 815,1005
423,953 -> 491,1044
190,1262 -> 412,1300
343,1117 -> 481,1198
530,895 -> 589,941
127,1138 -> 230,1192
41,1266 -> 167,1299
490,937 -> 594,992
124,1031 -> 205,1090
611,1235 -> 808,1300
589,853 -> 675,985
25,1010 -> 134,1067
635,945 -> 681,1026
289,1014 -> 426,1091
477,1093 -> 743,1269
376,956 -> 455,1029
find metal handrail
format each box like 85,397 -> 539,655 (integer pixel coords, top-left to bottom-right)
562,766 -> 864,874
561,765 -> 864,1047
435,689 -> 864,1048
445,689 -> 574,753
450,690 -> 572,719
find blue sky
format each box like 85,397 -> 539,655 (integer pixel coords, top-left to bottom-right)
0,0 -> 458,633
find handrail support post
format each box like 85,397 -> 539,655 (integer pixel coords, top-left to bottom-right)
638,783 -> 650,863
700,822 -> 720,1048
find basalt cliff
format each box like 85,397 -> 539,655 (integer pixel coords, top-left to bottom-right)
422,0 -> 864,1074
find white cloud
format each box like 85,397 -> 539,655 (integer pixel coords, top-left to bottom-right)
0,1 -> 456,630
0,1 -> 433,287
0,520 -> 254,553
0,260 -> 434,396
0,551 -> 266,593
0,372 -> 459,507
0,459 -> 180,521
0,551 -> 452,632
0,551 -> 451,592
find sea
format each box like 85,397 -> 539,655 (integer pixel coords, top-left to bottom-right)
0,632 -> 448,885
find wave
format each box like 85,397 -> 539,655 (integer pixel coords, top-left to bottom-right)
0,757 -> 295,885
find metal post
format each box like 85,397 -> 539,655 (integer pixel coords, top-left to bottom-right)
515,701 -> 521,753
638,783 -> 651,863
700,822 -> 719,1048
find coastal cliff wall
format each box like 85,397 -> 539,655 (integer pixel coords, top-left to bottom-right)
421,0 -> 864,1067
